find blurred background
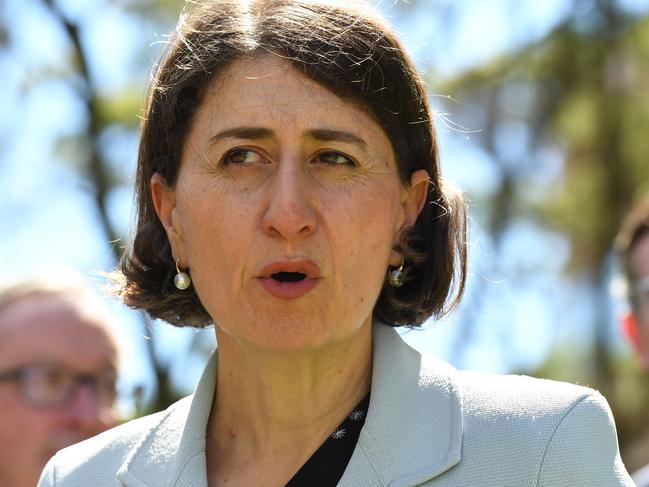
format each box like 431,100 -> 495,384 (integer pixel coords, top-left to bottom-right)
2,0 -> 649,471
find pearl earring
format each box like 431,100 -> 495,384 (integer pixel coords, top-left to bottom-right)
388,263 -> 404,288
174,258 -> 191,290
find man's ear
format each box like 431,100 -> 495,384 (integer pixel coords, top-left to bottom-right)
150,173 -> 185,259
622,312 -> 639,345
621,312 -> 649,370
401,169 -> 430,230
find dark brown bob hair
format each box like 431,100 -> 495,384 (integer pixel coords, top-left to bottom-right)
118,0 -> 467,328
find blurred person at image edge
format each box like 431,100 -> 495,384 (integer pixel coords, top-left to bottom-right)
0,271 -> 119,487
616,194 -> 649,487
39,1 -> 633,485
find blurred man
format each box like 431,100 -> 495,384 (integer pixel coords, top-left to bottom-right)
616,195 -> 649,486
617,196 -> 649,370
0,272 -> 119,487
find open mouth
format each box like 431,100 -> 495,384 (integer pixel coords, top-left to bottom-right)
271,272 -> 307,283
259,261 -> 320,299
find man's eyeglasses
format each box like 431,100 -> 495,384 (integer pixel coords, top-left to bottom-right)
0,363 -> 117,409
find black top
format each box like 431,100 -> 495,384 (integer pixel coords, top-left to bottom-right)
285,393 -> 371,487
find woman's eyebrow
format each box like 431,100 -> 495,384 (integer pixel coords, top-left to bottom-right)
209,127 -> 274,144
208,127 -> 368,150
306,129 -> 367,149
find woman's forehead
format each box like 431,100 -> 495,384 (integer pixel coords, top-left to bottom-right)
194,55 -> 386,142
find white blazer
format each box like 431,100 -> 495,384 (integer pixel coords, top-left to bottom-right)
39,323 -> 634,486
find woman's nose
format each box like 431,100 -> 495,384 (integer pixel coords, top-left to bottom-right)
261,162 -> 316,240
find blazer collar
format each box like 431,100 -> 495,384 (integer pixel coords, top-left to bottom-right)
115,322 -> 462,487
339,324 -> 463,487
116,352 -> 218,487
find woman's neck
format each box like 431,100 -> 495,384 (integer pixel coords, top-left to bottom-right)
206,319 -> 373,487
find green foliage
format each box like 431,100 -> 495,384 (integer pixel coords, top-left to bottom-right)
0,0 -> 200,418
96,87 -> 146,128
436,2 -> 649,465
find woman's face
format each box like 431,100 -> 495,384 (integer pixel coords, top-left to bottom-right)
153,55 -> 428,351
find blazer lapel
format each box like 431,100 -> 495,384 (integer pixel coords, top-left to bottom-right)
116,351 -> 218,487
114,324 -> 461,487
339,324 -> 463,487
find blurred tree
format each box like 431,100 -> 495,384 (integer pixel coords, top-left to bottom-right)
10,0 -> 190,415
431,0 -> 649,469
49,0 -> 188,415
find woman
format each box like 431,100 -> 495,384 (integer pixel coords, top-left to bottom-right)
39,0 -> 633,485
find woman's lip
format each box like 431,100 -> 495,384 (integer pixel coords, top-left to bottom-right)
257,260 -> 322,300
258,260 -> 321,278
258,276 -> 320,300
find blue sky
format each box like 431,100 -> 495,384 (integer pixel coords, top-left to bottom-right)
2,0 -> 648,409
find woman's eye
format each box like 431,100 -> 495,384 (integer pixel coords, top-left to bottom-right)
315,151 -> 356,166
222,149 -> 265,165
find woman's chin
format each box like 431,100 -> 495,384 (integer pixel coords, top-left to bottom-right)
215,316 -> 366,355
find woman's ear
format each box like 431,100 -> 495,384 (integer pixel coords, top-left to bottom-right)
151,173 -> 185,259
389,170 -> 430,268
401,169 -> 430,229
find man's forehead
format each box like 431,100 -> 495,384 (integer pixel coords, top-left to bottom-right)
0,294 -> 118,370
1,293 -> 91,328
